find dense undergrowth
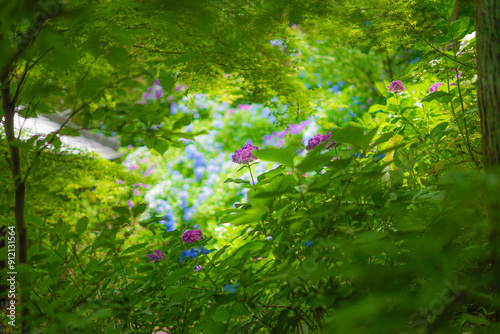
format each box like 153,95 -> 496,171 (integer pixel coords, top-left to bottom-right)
1,0 -> 499,333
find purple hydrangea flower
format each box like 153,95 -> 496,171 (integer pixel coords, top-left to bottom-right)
195,265 -> 203,271
146,250 -> 165,263
288,121 -> 309,135
429,82 -> 443,93
277,129 -> 289,138
387,80 -> 406,93
182,229 -> 203,243
263,134 -> 273,141
305,132 -> 336,151
231,144 -> 259,164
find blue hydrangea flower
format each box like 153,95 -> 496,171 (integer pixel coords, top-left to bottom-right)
223,282 -> 240,294
373,153 -> 386,162
200,246 -> 211,255
181,248 -> 198,263
194,166 -> 205,181
354,152 -> 369,158
304,241 -> 313,247
159,218 -> 175,232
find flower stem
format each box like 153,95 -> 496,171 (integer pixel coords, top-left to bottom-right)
247,164 -> 256,186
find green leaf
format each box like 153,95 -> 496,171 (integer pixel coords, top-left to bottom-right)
430,122 -> 449,140
154,139 -> 169,154
432,0 -> 457,20
106,46 -> 129,69
253,147 -> 295,167
132,203 -> 148,218
123,243 -> 149,254
236,241 -> 265,254
143,136 -> 156,150
165,268 -> 192,283
371,132 -> 394,147
165,54 -> 197,66
206,321 -> 227,334
76,217 -> 89,236
329,125 -> 377,150
59,127 -> 79,137
16,264 -> 36,286
353,231 -> 387,244
422,91 -> 454,103
173,117 -> 191,130
8,138 -> 31,149
224,178 -> 250,185
212,305 -> 231,322
137,263 -> 155,273
212,245 -> 229,262
368,104 -> 388,113
297,154 -> 333,174
461,314 -> 491,326
112,206 -> 131,217
232,303 -> 250,316
51,136 -> 62,150
159,72 -> 176,93
221,208 -> 266,226
450,17 -> 470,39
257,165 -> 286,181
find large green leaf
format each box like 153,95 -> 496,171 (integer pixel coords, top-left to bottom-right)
450,17 -> 470,39
432,0 -> 457,20
122,243 -> 149,254
422,91 -> 454,103
253,147 -> 295,167
329,125 -> 377,150
76,217 -> 89,236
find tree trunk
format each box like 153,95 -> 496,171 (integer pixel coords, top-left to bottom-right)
474,0 -> 500,320
1,73 -> 29,333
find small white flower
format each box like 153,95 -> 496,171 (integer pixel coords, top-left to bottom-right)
460,31 -> 476,51
429,58 -> 442,67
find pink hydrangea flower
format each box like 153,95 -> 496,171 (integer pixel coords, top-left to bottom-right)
387,80 -> 406,93
231,144 -> 259,164
182,229 -> 203,243
237,104 -> 251,111
143,163 -> 155,177
305,132 -> 335,151
429,82 -> 443,93
195,265 -> 203,271
452,69 -> 462,79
